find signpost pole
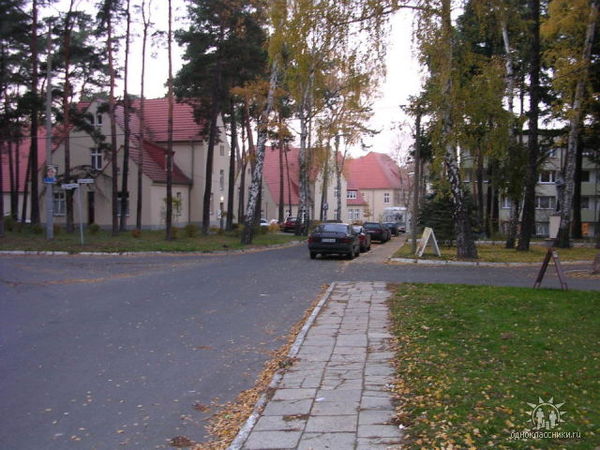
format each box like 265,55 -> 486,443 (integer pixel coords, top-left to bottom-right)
77,185 -> 84,245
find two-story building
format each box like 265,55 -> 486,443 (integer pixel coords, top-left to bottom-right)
344,152 -> 409,224
2,98 -> 234,229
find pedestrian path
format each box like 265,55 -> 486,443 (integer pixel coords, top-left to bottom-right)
232,282 -> 403,449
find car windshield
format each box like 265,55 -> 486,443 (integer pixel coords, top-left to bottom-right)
320,223 -> 348,233
363,223 -> 380,229
352,226 -> 362,233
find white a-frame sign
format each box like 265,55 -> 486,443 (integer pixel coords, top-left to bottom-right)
416,227 -> 441,257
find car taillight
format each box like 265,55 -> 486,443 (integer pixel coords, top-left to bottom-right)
340,237 -> 352,243
308,236 -> 314,243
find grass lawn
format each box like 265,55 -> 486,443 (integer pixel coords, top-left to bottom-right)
0,227 -> 302,253
389,283 -> 600,449
393,243 -> 599,263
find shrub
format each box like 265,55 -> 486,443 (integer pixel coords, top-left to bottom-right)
4,215 -> 16,232
53,224 -> 62,235
184,223 -> 199,238
131,229 -> 142,238
88,223 -> 101,235
267,223 -> 280,234
32,223 -> 43,235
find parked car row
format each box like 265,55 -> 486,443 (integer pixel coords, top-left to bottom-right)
308,220 -> 403,259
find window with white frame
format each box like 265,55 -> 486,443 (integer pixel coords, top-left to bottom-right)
383,192 -> 390,204
91,147 -> 102,170
535,222 -> 549,237
219,145 -> 225,156
535,196 -> 556,210
546,148 -> 558,158
501,197 -> 511,209
348,208 -> 361,221
219,169 -> 224,191
117,191 -> 129,216
210,193 -> 214,215
538,170 -> 556,184
176,192 -> 182,215
53,191 -> 65,216
347,190 -> 357,199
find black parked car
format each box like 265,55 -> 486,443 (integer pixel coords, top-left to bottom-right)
383,222 -> 400,237
363,222 -> 391,242
352,225 -> 372,252
308,223 -> 361,259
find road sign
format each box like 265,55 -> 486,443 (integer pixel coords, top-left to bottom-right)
61,183 -> 79,190
43,177 -> 56,184
77,178 -> 95,184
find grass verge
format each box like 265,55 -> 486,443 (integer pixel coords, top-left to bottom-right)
389,283 -> 600,449
393,243 -> 599,263
0,228 -> 301,253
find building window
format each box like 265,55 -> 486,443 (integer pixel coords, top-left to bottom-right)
91,147 -> 102,170
53,191 -> 65,216
581,170 -> 590,183
347,190 -> 357,199
581,196 -> 591,209
219,169 -> 225,191
210,193 -> 214,215
219,145 -> 225,156
348,208 -> 361,221
538,170 -> 556,184
546,148 -> 558,158
176,192 -> 182,215
501,197 -> 511,209
535,222 -> 549,237
535,196 -> 556,210
384,192 -> 390,204
117,192 -> 129,216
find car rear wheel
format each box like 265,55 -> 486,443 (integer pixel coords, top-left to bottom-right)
310,252 -> 317,259
347,250 -> 355,260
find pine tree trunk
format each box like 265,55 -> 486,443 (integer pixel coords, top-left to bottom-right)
518,0 -> 542,251
555,0 -> 598,248
120,0 -> 131,232
107,9 -> 119,236
201,107 -> 219,235
63,5 -> 74,233
136,0 -> 149,231
29,0 -> 40,225
166,0 -> 174,240
241,62 -> 278,245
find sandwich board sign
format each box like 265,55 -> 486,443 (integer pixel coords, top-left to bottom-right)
416,227 -> 441,257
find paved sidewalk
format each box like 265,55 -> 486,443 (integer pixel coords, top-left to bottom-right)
234,282 -> 403,449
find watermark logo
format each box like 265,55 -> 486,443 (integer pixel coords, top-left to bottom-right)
509,397 -> 582,441
526,397 -> 565,431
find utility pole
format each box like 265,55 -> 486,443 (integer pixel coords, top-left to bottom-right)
44,25 -> 54,240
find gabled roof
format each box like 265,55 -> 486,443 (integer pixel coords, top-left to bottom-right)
130,98 -> 206,143
113,102 -> 192,185
345,152 -> 404,190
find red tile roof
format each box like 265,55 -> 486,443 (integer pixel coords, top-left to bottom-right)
1,130 -> 48,192
345,152 -> 403,190
130,98 -> 206,143
114,102 -> 192,185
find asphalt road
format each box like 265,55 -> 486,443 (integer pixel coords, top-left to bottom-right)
1,240 -> 598,449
